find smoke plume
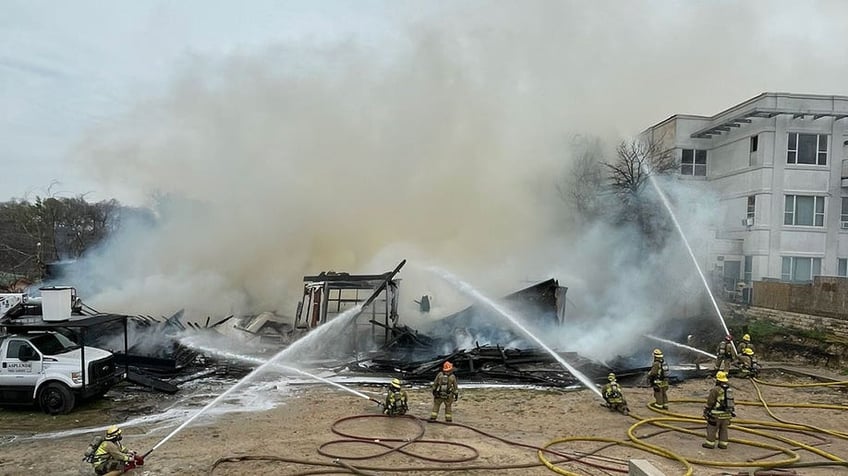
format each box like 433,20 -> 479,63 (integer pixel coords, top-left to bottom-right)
68,1 -> 842,360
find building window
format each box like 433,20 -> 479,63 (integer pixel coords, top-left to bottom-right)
744,255 -> 752,283
841,198 -> 848,230
781,257 -> 821,282
784,195 -> 825,226
749,135 -> 758,166
747,196 -> 756,222
681,149 -> 707,176
787,133 -> 827,165
839,258 -> 848,277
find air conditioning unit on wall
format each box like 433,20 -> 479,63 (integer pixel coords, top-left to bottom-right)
841,222 -> 848,230
741,217 -> 754,227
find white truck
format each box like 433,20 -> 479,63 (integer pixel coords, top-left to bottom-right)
0,331 -> 125,414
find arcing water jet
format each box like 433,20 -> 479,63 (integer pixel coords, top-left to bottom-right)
428,267 -> 604,399
647,175 -> 730,337
143,304 -> 363,459
141,259 -> 406,459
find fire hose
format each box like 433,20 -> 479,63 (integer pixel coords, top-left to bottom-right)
210,414 -> 631,475
536,376 -> 847,476
203,373 -> 846,475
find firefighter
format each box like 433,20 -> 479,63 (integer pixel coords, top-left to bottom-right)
714,335 -> 735,373
384,378 -> 409,416
602,373 -> 629,415
703,371 -> 735,449
91,425 -> 143,476
648,349 -> 669,409
737,347 -> 760,378
430,361 -> 459,422
737,334 -> 753,355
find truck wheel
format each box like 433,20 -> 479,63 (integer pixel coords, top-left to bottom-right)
38,382 -> 75,415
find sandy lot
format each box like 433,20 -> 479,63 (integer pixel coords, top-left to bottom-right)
1,371 -> 847,476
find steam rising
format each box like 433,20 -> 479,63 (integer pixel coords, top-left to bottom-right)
66,2 -> 824,360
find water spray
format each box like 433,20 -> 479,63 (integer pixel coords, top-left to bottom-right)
428,267 -> 604,399
645,334 -> 716,359
140,259 -> 406,461
181,341 -> 384,406
140,305 -> 363,459
646,175 -> 729,336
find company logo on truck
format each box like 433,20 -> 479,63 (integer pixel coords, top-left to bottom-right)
3,362 -> 33,373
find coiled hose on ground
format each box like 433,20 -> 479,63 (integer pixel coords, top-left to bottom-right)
209,376 -> 848,475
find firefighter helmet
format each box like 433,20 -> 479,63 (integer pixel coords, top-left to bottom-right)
742,334 -> 751,342
105,425 -> 122,441
391,378 -> 402,389
716,371 -> 729,383
652,348 -> 663,358
743,347 -> 754,355
607,373 -> 616,381
443,361 -> 453,372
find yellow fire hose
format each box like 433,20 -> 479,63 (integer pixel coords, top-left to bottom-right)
752,377 -> 848,388
538,377 -> 847,475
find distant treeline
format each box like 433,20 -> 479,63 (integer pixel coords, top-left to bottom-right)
0,195 -> 151,287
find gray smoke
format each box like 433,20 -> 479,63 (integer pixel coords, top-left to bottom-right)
67,2 -> 846,360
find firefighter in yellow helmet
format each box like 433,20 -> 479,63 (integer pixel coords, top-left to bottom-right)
430,361 -> 459,422
384,378 -> 409,416
601,373 -> 629,415
90,425 -> 143,475
737,347 -> 760,378
737,334 -> 753,355
648,349 -> 669,409
703,371 -> 735,449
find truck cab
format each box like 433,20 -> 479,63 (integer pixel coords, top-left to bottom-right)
0,331 -> 125,414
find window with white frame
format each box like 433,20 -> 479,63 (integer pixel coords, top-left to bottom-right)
781,257 -> 821,282
841,198 -> 848,230
838,258 -> 848,277
681,149 -> 707,176
784,195 -> 825,226
787,133 -> 828,165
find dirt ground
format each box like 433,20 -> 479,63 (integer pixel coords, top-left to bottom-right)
1,370 -> 847,476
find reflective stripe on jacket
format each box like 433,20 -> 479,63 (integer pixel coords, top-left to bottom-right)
707,384 -> 735,419
92,440 -> 130,466
603,383 -> 624,403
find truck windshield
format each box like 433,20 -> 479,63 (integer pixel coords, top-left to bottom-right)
29,333 -> 78,355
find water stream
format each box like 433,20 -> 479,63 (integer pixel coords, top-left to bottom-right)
181,340 -> 375,401
647,175 -> 730,336
428,267 -> 604,399
145,304 -> 363,455
644,334 -> 716,359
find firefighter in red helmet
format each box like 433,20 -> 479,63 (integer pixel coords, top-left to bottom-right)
430,361 -> 459,422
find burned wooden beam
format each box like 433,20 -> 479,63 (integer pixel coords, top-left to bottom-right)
210,315 -> 234,328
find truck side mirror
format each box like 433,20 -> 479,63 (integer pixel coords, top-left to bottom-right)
18,346 -> 40,362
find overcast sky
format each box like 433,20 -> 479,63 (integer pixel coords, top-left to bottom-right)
3,0 -> 848,204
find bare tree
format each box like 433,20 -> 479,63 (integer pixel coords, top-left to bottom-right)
604,136 -> 676,249
605,137 -> 676,197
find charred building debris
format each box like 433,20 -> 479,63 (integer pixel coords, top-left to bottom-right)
1,260 -> 704,409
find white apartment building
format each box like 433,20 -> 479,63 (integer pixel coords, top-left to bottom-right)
643,93 -> 848,291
